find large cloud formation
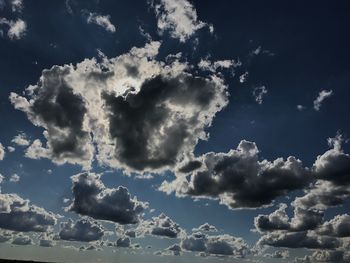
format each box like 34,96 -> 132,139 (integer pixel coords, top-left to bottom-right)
68,173 -> 148,224
160,140 -> 311,209
254,134 -> 350,261
10,41 -> 228,173
0,193 -> 57,232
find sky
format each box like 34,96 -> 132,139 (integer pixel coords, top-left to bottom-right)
1,0 -> 350,262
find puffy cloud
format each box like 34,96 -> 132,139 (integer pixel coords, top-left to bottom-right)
257,231 -> 340,250
160,140 -> 310,209
181,233 -> 249,258
0,143 -> 4,160
125,229 -> 136,238
0,193 -> 57,232
0,230 -> 12,243
317,214 -> 350,237
7,146 -> 15,152
59,218 -> 104,242
253,86 -> 268,104
12,234 -> 33,246
192,223 -> 218,233
137,213 -> 183,238
254,204 -> 290,233
264,250 -> 290,259
11,132 -> 30,146
9,173 -> 20,183
0,18 -> 26,39
10,0 -> 23,12
197,59 -> 240,73
293,250 -> 350,263
86,13 -> 116,33
10,42 -> 228,173
68,173 -> 148,224
116,237 -> 131,247
150,0 -> 211,42
313,89 -> 333,111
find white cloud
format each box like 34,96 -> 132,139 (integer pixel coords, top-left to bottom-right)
313,89 -> 333,111
9,173 -> 20,183
87,13 -> 116,33
0,143 -> 4,160
253,86 -> 268,104
151,0 -> 211,42
0,18 -> 26,39
12,132 -> 30,146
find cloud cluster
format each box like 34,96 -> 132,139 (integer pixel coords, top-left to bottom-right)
150,0 -> 212,42
160,140 -> 311,209
11,132 -> 30,146
0,193 -> 57,232
181,233 -> 249,258
137,213 -> 183,238
0,0 -> 26,40
10,42 -> 228,173
254,134 -> 350,258
68,173 -> 148,224
59,218 -> 104,242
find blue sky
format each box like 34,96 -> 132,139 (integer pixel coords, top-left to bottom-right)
1,0 -> 350,262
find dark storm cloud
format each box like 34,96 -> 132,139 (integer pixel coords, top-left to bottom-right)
68,173 -> 148,224
10,42 -> 227,173
137,213 -> 183,238
102,73 -> 226,172
59,218 -> 104,242
0,193 -> 57,232
161,140 -> 311,209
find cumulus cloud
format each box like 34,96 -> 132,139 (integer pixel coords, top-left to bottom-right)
12,234 -> 33,246
11,132 -> 30,146
160,140 -> 310,209
116,237 -> 131,247
181,233 -> 249,258
313,89 -> 333,111
197,58 -> 240,73
59,218 -> 104,242
68,173 -> 148,224
0,143 -> 4,160
192,223 -> 218,233
0,18 -> 26,39
0,193 -> 57,232
86,13 -> 116,33
150,0 -> 211,42
137,213 -> 183,238
10,41 -> 228,173
253,86 -> 268,104
9,173 -> 20,183
293,250 -> 350,263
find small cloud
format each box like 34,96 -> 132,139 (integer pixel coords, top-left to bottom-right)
313,89 -> 333,111
9,173 -> 20,183
12,132 -> 30,146
297,105 -> 306,111
253,86 -> 268,104
86,12 -> 116,33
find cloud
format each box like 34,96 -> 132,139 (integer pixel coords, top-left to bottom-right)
0,18 -> 26,39
12,234 -> 33,246
68,173 -> 148,224
192,223 -> 218,233
59,218 -> 104,242
181,233 -> 249,258
0,193 -> 57,232
313,89 -> 333,111
11,42 -> 228,173
160,140 -> 310,209
7,146 -> 15,152
316,214 -> 350,237
150,0 -> 211,42
86,13 -> 116,33
197,59 -> 240,73
116,237 -> 131,247
253,86 -> 268,104
12,132 -> 30,146
264,250 -> 290,259
137,213 -> 183,238
10,0 -> 23,12
293,250 -> 350,263
0,230 -> 12,243
0,143 -> 4,160
9,173 -> 20,183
